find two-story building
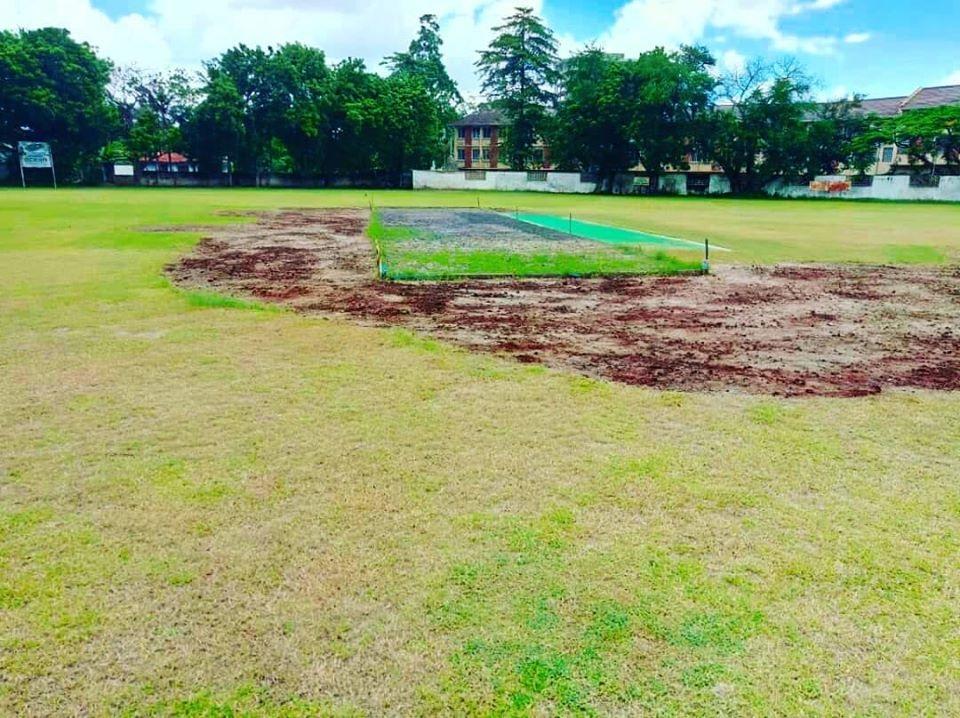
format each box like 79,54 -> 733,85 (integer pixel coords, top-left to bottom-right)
450,110 -> 551,170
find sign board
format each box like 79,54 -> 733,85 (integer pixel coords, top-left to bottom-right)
632,176 -> 651,187
19,142 -> 53,169
114,163 -> 135,177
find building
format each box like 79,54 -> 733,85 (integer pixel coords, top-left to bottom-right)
139,152 -> 198,175
447,84 -> 960,181
849,85 -> 960,175
450,110 -> 551,170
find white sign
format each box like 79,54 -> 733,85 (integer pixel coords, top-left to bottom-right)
114,163 -> 135,177
19,142 -> 53,169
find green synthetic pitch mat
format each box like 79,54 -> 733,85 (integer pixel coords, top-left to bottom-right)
509,212 -> 726,251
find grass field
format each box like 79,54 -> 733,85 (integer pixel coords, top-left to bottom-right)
2,188 -> 960,716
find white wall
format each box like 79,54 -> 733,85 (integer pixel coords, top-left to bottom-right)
412,169 -> 960,201
767,175 -> 960,202
412,170 -> 597,194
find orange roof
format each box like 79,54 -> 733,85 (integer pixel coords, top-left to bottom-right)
140,152 -> 190,163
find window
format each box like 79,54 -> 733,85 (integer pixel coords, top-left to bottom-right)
481,148 -> 490,160
457,127 -> 465,139
472,127 -> 481,139
472,148 -> 481,161
482,127 -> 492,139
457,149 -> 465,161
881,146 -> 894,163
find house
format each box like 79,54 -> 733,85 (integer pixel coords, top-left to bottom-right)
851,85 -> 960,175
139,152 -> 198,175
450,110 -> 551,170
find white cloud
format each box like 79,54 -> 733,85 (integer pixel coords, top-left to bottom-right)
816,84 -> 849,101
1,0 -> 857,95
719,49 -> 747,74
944,70 -> 960,85
593,0 -> 847,58
0,0 -> 535,93
843,32 -> 871,44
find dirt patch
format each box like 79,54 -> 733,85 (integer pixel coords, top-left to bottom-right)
167,209 -> 960,397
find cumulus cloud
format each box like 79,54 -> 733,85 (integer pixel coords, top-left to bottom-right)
594,0 -> 847,58
1,0 -> 854,94
0,0 -> 534,92
843,32 -> 871,44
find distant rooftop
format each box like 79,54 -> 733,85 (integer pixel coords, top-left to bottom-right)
902,85 -> 960,111
450,110 -> 508,127
451,84 -> 960,128
852,96 -> 908,117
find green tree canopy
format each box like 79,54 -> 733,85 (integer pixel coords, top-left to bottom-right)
705,59 -> 813,193
476,7 -> 559,170
0,27 -> 116,180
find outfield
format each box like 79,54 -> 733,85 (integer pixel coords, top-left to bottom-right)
2,188 -> 960,715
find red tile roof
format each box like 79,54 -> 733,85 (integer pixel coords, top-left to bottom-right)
140,152 -> 190,163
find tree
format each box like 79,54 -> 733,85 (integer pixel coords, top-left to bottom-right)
0,27 -> 116,181
476,7 -> 559,170
551,46 -> 715,191
550,49 -> 635,185
626,46 -> 716,188
185,73 -> 244,178
111,68 -> 196,169
385,14 -> 461,110
373,74 -> 443,174
384,14 -> 461,167
200,45 -> 288,183
878,106 -> 960,179
803,97 -> 872,178
270,44 -> 331,176
705,59 -> 813,193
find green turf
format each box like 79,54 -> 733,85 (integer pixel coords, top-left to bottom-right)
511,212 -> 713,251
368,208 -> 701,279
1,188 -> 960,716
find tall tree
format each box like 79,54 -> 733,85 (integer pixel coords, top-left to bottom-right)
185,73 -> 244,178
385,14 -> 461,110
627,46 -> 716,188
384,14 -> 461,167
476,7 -> 559,170
705,59 -> 813,193
802,97 -> 871,178
0,27 -> 116,181
202,45 -> 288,183
550,49 -> 635,185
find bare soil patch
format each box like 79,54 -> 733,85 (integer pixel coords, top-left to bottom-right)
167,209 -> 960,397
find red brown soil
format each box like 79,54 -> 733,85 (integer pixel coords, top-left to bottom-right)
167,209 -> 960,397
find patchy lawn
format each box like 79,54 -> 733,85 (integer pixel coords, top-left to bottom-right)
1,188 -> 959,716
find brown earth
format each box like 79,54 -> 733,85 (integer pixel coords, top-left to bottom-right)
167,208 -> 960,397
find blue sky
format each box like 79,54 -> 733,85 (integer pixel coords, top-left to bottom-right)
6,0 -> 959,99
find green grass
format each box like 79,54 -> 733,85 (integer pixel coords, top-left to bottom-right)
1,188 -> 960,716
367,208 -> 700,279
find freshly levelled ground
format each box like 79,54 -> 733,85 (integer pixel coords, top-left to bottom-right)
170,208 -> 960,397
2,189 -> 960,716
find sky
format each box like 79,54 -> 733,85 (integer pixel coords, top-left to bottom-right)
3,0 -> 959,101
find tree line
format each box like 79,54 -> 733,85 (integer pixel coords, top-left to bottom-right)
2,11 -> 958,190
